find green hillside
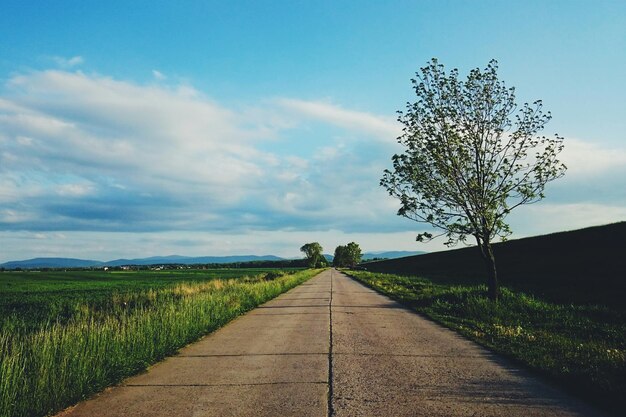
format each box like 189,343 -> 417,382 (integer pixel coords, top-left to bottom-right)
362,222 -> 626,308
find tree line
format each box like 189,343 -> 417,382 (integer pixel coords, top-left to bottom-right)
299,242 -> 362,268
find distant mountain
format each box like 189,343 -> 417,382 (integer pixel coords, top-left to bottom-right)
0,252 -> 426,270
0,255 -> 286,269
362,251 -> 426,261
0,258 -> 104,269
103,255 -> 284,266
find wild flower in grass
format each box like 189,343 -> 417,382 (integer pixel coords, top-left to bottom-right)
492,324 -> 524,338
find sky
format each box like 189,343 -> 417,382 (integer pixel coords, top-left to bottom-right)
1,0 -> 625,262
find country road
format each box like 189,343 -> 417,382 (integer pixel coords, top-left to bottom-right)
57,269 -> 606,417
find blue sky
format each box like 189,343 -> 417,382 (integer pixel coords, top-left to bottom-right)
1,1 -> 625,261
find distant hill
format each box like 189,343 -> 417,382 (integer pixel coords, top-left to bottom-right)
362,251 -> 426,260
1,255 -> 285,269
103,255 -> 284,267
0,258 -> 104,269
362,222 -> 626,309
0,251 -> 428,270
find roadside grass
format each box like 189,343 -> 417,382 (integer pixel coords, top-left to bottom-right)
0,268 -> 302,334
346,270 -> 626,414
0,268 -> 321,417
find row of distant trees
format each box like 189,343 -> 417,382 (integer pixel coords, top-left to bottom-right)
299,242 -> 362,268
332,242 -> 362,267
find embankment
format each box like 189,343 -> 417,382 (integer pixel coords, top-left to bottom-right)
362,222 -> 626,308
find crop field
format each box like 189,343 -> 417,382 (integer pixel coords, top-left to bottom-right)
0,268 -> 319,417
346,270 -> 626,415
0,268 -> 303,331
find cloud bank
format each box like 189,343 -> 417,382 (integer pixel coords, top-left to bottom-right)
1,68 -> 624,260
0,70 -> 404,237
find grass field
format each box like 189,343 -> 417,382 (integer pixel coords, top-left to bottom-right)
0,268 -> 319,417
0,268 -> 302,333
346,270 -> 626,415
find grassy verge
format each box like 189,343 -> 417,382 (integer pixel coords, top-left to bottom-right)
0,269 -> 322,417
346,270 -> 625,415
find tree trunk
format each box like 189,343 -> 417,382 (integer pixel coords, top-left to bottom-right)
477,239 -> 500,301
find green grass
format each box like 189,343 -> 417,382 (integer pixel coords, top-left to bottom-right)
0,268 -> 301,333
0,268 -> 305,295
346,270 -> 626,415
0,268 -> 320,417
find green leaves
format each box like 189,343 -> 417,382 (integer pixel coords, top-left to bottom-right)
300,242 -> 325,268
333,242 -> 362,267
381,58 -> 566,247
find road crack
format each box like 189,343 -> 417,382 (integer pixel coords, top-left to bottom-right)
327,269 -> 335,417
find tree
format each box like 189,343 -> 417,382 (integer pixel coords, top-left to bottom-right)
345,242 -> 362,267
300,242 -> 324,268
333,245 -> 347,267
380,59 -> 566,301
333,242 -> 362,268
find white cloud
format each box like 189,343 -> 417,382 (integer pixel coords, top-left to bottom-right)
2,70 -> 275,197
0,69 -> 408,238
561,137 -> 626,177
0,229 -> 438,262
152,70 -> 166,80
508,202 -> 626,238
56,183 -> 95,197
51,55 -> 84,68
276,98 -> 401,141
0,209 -> 36,224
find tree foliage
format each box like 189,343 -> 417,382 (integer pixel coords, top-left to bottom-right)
380,58 -> 566,300
300,242 -> 324,268
333,242 -> 362,268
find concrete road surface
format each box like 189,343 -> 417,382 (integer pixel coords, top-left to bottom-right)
57,269 -> 606,417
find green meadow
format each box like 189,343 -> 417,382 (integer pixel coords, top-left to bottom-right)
0,268 -> 319,417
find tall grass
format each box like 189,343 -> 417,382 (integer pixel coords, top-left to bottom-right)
0,269 -> 321,417
347,270 -> 626,415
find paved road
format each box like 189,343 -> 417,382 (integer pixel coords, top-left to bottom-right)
58,269 -> 606,417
